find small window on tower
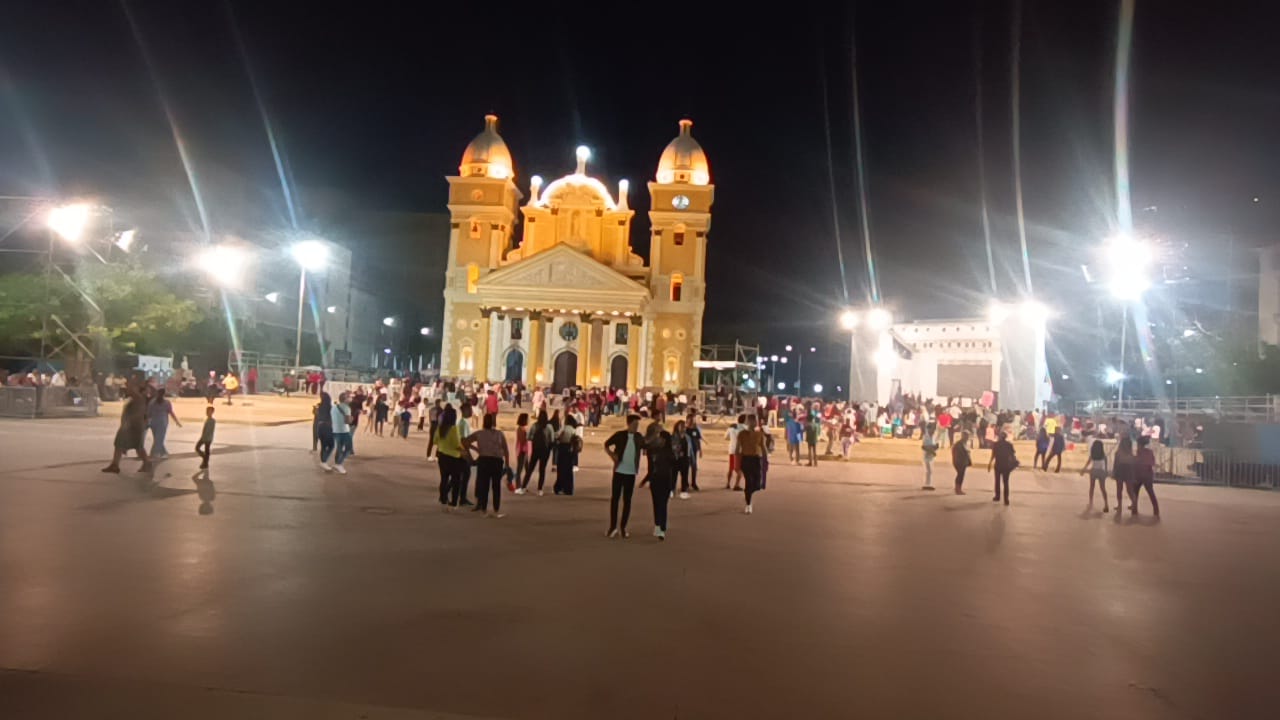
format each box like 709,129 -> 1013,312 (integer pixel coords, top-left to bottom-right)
673,222 -> 686,246
670,273 -> 684,302
466,263 -> 480,294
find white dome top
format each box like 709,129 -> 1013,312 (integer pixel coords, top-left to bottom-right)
459,114 -> 513,180
656,119 -> 710,185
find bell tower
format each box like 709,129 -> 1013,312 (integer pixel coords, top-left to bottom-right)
441,114 -> 522,378
645,119 -> 713,389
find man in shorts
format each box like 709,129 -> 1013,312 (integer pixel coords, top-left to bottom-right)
725,413 -> 745,490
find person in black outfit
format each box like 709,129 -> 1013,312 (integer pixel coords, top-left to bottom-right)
639,422 -> 676,540
522,410 -> 554,495
987,431 -> 1018,505
603,415 -> 644,538
1043,427 -> 1066,472
951,431 -> 971,495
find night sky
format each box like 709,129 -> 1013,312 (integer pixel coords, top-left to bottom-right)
2,1 -> 1277,390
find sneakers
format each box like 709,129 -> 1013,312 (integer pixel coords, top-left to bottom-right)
679,491 -> 690,500
320,463 -> 332,471
656,527 -> 666,541
608,528 -> 620,538
334,465 -> 347,475
653,526 -> 662,537
537,490 -> 544,497
744,504 -> 753,515
669,491 -> 674,499
487,511 -> 505,519
514,487 -> 526,495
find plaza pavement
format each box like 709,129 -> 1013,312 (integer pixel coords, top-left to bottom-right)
1,407 -> 1278,719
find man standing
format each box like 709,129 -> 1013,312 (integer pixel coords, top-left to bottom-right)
328,391 -> 354,475
737,415 -> 768,515
603,414 -> 643,538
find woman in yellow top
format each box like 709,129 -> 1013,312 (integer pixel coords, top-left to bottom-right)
222,373 -> 240,405
434,406 -> 467,510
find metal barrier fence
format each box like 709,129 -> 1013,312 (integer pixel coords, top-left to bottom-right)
0,385 -> 100,418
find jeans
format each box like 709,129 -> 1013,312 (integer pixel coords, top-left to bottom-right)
475,456 -> 504,512
426,421 -> 439,456
1131,473 -> 1159,515
195,439 -> 211,468
332,432 -> 352,465
742,455 -> 763,505
609,472 -> 636,532
438,454 -> 461,504
515,452 -> 528,484
993,468 -> 1011,501
676,457 -> 691,492
649,474 -> 671,531
523,448 -> 550,490
1043,451 -> 1062,473
922,457 -> 933,487
149,419 -> 169,457
954,465 -> 967,490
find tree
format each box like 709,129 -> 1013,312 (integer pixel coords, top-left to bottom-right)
0,261 -> 205,361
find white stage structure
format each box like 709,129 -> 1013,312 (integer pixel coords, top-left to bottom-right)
846,305 -> 1052,412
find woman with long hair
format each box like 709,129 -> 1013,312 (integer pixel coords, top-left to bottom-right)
639,421 -> 676,539
552,414 -> 580,495
521,410 -> 553,495
147,387 -> 182,458
673,419 -> 692,499
315,392 -> 334,465
1112,435 -> 1135,518
512,412 -> 530,493
434,406 -> 465,510
1079,439 -> 1110,512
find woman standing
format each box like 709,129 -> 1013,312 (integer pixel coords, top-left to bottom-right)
315,392 -> 334,466
512,413 -> 530,493
1131,436 -> 1160,517
1112,435 -> 1135,518
521,410 -> 553,495
552,415 -> 580,495
1079,439 -> 1110,512
465,413 -> 510,518
147,388 -> 182,458
1033,427 -> 1049,470
951,431 -> 971,494
434,407 -> 465,510
640,422 -> 676,539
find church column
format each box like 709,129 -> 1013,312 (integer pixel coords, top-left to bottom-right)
627,316 -> 642,390
477,307 -> 493,382
576,313 -> 594,387
527,311 -> 543,385
597,318 -> 611,387
637,315 -> 653,389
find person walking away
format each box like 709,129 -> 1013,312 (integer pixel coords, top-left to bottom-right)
604,415 -> 644,538
1044,427 -> 1066,472
102,374 -> 152,474
725,414 -> 745,489
434,407 -> 466,509
684,414 -> 703,491
1079,439 -> 1110,512
324,392 -> 355,474
987,431 -> 1017,505
952,431 -> 972,494
639,423 -> 676,539
147,388 -> 182,458
522,410 -> 554,495
426,400 -> 443,460
553,415 -> 580,495
673,420 -> 693,499
921,425 -> 938,490
1033,428 -> 1049,471
804,413 -> 821,467
512,413 -> 531,493
1112,435 -> 1135,518
465,413 -> 510,518
1131,436 -> 1160,517
194,405 -> 216,469
737,415 -> 768,514
315,392 -> 334,465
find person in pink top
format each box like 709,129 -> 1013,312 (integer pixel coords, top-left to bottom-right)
484,389 -> 500,416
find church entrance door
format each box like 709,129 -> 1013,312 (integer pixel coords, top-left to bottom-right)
552,351 -> 578,392
609,355 -> 628,390
505,350 -> 524,383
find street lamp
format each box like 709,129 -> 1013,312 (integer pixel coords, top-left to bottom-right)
197,244 -> 250,288
420,326 -> 432,336
839,309 -> 859,330
382,316 -> 396,327
1102,233 -> 1152,408
47,203 -> 93,243
290,239 -> 330,368
867,308 -> 893,331
813,383 -> 823,394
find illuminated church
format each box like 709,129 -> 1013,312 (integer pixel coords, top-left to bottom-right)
439,115 -> 713,391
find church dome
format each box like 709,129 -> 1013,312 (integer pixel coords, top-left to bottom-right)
656,119 -> 710,185
460,114 -> 513,180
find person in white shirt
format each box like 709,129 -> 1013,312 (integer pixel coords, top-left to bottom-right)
724,413 -> 745,490
603,415 -> 643,538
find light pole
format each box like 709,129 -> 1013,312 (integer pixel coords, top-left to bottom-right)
1102,234 -> 1152,410
839,306 -> 892,403
290,240 -> 329,368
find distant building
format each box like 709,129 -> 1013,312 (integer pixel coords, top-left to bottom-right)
848,312 -> 1052,411
1259,244 -> 1280,351
439,115 -> 712,390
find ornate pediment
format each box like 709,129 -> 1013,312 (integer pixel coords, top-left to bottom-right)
479,244 -> 648,294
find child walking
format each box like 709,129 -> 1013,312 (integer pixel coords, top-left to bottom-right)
921,423 -> 938,490
195,406 -> 216,469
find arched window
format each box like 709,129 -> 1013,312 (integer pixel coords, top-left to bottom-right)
670,273 -> 684,302
664,354 -> 680,384
673,222 -> 686,246
459,345 -> 475,373
466,263 -> 480,294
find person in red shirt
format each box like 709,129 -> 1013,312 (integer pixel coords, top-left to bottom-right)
484,389 -> 500,416
246,366 -> 258,395
937,409 -> 953,447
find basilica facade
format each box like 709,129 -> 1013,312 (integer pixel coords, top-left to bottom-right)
439,115 -> 713,391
